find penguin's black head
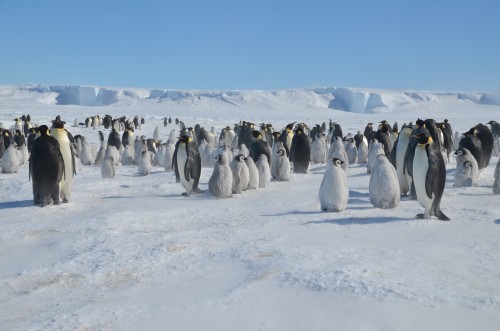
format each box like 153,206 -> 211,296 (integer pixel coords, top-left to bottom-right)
286,122 -> 296,130
463,160 -> 472,168
251,130 -> 262,139
414,132 -> 432,145
454,148 -> 464,156
179,134 -> 190,143
415,119 -> 425,127
277,149 -> 285,157
52,118 -> 65,129
38,125 -> 49,136
272,132 -> 281,139
332,157 -> 344,167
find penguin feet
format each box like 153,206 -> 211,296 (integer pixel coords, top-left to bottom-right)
416,214 -> 426,219
181,192 -> 191,197
62,198 -> 69,203
193,188 -> 205,194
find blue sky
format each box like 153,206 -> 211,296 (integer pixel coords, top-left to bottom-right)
0,0 -> 499,91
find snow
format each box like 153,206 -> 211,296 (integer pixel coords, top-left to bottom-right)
1,84 -> 500,330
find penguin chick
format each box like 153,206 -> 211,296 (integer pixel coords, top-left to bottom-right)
319,157 -> 348,212
208,154 -> 233,198
101,156 -> 116,178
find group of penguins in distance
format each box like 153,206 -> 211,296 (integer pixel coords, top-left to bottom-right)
1,113 -> 500,220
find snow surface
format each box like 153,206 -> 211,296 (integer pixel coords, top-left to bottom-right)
1,84 -> 500,330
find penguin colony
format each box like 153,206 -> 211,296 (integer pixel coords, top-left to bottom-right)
0,114 -> 498,219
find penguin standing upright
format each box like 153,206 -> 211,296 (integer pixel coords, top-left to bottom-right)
404,119 -> 429,200
345,138 -> 357,164
390,124 -> 412,196
493,159 -> 500,194
271,141 -> 291,181
94,131 -> 106,165
367,140 -> 385,174
108,129 -> 123,152
173,134 -> 204,196
310,132 -> 327,163
138,150 -> 152,175
164,141 -> 175,172
244,156 -> 259,190
50,118 -> 76,203
369,154 -> 400,209
454,160 -> 478,187
255,154 -> 271,188
80,136 -> 94,166
1,131 -> 20,173
250,131 -> 272,167
471,123 -> 494,168
373,121 -> 393,158
230,154 -> 250,194
208,154 -> 233,199
319,157 -> 348,212
459,128 -> 484,169
29,125 -> 65,206
101,156 -> 116,179
413,132 -> 450,220
289,125 -> 310,173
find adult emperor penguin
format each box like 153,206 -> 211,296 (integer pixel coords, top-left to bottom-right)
472,123 -> 494,168
454,160 -> 478,187
369,154 -> 400,209
289,124 -> 311,173
390,124 -> 413,196
413,132 -> 450,220
29,125 -> 65,206
319,157 -> 348,212
459,128 -> 484,169
94,131 -> 106,165
208,153 -> 233,199
250,130 -> 272,167
173,133 -> 204,197
50,118 -> 76,203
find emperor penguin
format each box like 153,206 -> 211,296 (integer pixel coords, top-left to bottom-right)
244,156 -> 259,190
121,145 -> 135,165
471,123 -> 494,168
328,136 -> 348,171
290,125 -> 311,173
105,145 -> 121,166
459,128 -> 484,169
345,138 -> 358,164
230,154 -> 250,194
255,154 -> 271,188
237,143 -> 250,158
493,159 -> 500,194
391,124 -> 413,195
164,141 -> 175,172
29,125 -> 65,206
154,143 -> 167,166
369,154 -> 400,209
357,134 -> 368,164
453,131 -> 462,151
108,129 -> 123,152
454,148 -> 479,174
367,140 -> 385,174
138,150 -> 153,175
250,130 -> 272,168
319,157 -> 348,212
272,144 -> 291,181
122,128 -> 135,149
454,160 -> 478,187
153,126 -> 161,140
208,153 -> 233,198
80,136 -> 94,166
94,131 -> 106,165
101,156 -> 116,179
50,119 -> 76,203
413,132 -> 450,220
493,133 -> 500,157
310,132 -> 327,164
173,134 -> 204,196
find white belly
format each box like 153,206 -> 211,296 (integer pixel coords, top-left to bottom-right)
177,144 -> 193,190
51,128 -> 74,200
413,146 -> 432,213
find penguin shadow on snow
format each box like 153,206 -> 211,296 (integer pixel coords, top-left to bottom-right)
0,199 -> 34,209
347,190 -> 371,208
306,217 -> 412,226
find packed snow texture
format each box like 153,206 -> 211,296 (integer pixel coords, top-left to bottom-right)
1,84 -> 500,330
